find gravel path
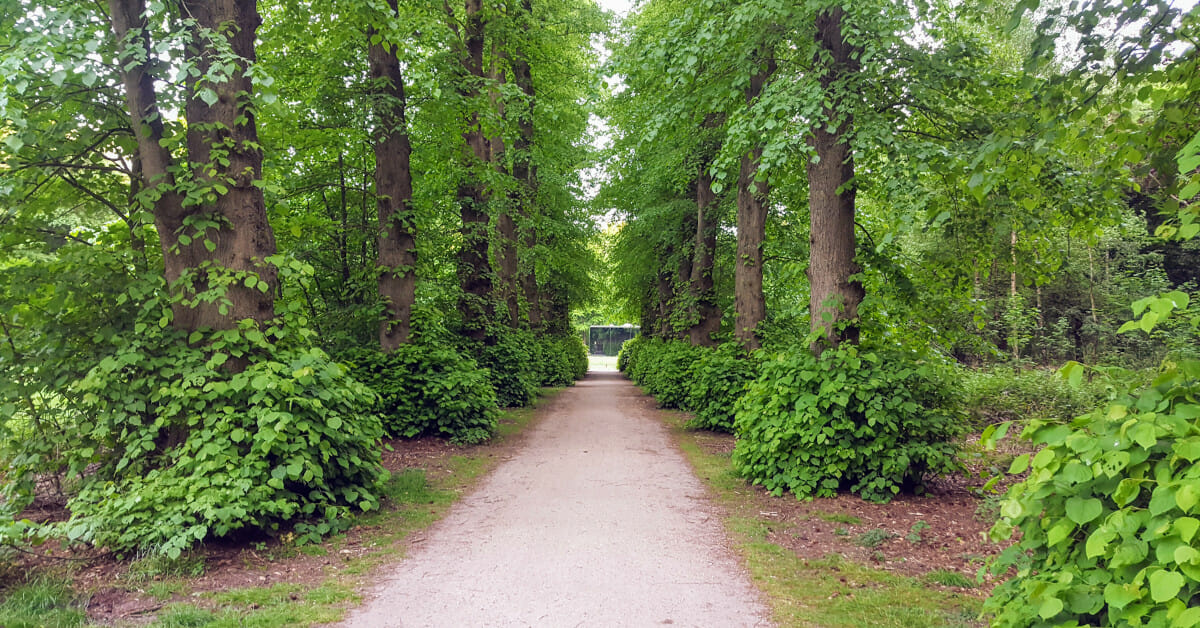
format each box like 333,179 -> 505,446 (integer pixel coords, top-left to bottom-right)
341,369 -> 772,627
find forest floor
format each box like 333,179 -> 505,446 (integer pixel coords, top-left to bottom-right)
2,364 -> 1017,627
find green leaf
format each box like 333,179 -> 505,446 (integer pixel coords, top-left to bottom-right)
198,88 -> 219,107
1149,570 -> 1184,603
1176,517 -> 1200,543
1065,497 -> 1103,524
328,416 -> 343,430
1038,596 -> 1063,620
1177,482 -> 1200,512
1104,583 -> 1141,609
1009,453 -> 1030,474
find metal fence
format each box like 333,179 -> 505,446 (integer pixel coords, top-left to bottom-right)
585,325 -> 639,356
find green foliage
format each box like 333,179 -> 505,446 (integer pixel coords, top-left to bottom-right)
685,343 -> 759,433
340,344 -> 498,445
474,329 -> 539,408
530,333 -> 588,387
855,528 -> 898,549
59,297 -> 386,558
985,360 -> 1200,627
732,340 -> 964,502
619,337 -> 706,410
960,366 -> 1125,429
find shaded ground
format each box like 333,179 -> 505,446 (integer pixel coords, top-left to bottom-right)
343,371 -> 772,627
683,427 -> 1014,592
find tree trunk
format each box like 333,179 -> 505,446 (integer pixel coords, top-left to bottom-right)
111,0 -> 277,333
688,167 -> 722,347
369,3 -> 417,351
456,0 -> 495,342
807,7 -> 862,351
734,59 -> 775,351
511,0 -> 541,331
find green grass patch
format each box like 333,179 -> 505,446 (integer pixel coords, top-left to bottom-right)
811,511 -> 862,525
672,419 -> 983,628
0,578 -> 87,628
926,569 -> 977,589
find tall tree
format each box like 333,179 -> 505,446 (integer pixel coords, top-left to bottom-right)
369,0 -> 418,350
453,0 -> 496,342
733,52 -> 775,350
109,0 -> 277,332
806,6 -> 863,350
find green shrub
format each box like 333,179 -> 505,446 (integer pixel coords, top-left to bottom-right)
686,343 -> 758,433
63,318 -> 387,559
732,341 -> 963,502
341,343 -> 499,444
984,359 -> 1200,627
476,329 -> 538,408
617,334 -> 645,377
960,366 -> 1124,429
620,338 -> 705,409
529,333 -> 588,387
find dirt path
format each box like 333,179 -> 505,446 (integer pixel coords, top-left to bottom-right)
342,370 -> 772,627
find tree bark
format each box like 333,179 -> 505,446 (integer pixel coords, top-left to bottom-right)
369,1 -> 417,351
111,0 -> 277,332
807,7 -> 862,351
456,0 -> 495,342
688,151 -> 722,347
734,59 -> 775,351
510,0 -> 541,331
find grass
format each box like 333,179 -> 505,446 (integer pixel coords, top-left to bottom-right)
0,578 -> 88,628
926,569 -> 978,589
854,529 -> 898,549
672,421 -> 984,628
1,388 -> 561,628
810,511 -> 862,525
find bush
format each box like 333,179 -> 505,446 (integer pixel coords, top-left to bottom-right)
960,365 -> 1126,429
619,337 -> 705,410
732,342 -> 963,502
475,329 -> 538,408
984,359 -> 1200,627
685,343 -> 759,433
341,343 -> 499,445
63,319 -> 387,558
530,333 -> 588,387
617,335 -> 645,376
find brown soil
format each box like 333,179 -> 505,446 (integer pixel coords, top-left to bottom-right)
681,421 -> 1030,596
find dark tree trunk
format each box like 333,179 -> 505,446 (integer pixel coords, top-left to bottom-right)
111,0 -> 277,333
734,59 -> 774,351
688,167 -> 722,346
369,2 -> 417,351
511,0 -> 541,331
807,7 -> 862,351
456,0 -> 495,342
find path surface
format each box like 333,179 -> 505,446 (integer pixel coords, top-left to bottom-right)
342,370 -> 772,628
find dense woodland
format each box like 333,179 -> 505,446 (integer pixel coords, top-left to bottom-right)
1,0 -> 1199,625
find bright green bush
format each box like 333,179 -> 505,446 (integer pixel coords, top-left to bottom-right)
64,318 -> 387,559
476,329 -> 538,408
732,342 -> 963,502
617,335 -> 646,377
620,337 -> 705,409
341,344 -> 499,445
685,343 -> 759,433
984,359 -> 1200,627
529,333 -> 588,387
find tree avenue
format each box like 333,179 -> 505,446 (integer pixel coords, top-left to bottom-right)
2,0 -> 1200,623
603,0 -> 1198,624
1,0 -> 601,558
